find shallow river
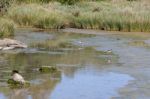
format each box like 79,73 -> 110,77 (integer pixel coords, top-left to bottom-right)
0,28 -> 150,99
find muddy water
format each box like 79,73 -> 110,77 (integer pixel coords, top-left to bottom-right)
0,28 -> 150,99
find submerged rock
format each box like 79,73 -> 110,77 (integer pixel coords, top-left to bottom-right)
0,38 -> 27,50
39,66 -> 58,73
7,79 -> 30,88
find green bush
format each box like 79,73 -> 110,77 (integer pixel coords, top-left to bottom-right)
34,12 -> 65,29
8,4 -> 43,26
0,18 -> 14,37
6,0 -> 150,32
8,4 -> 66,29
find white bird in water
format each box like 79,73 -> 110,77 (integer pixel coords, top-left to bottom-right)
106,49 -> 112,53
12,70 -> 25,84
77,41 -> 84,47
78,41 -> 83,44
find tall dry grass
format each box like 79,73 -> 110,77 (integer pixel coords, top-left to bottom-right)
70,0 -> 150,32
7,0 -> 150,32
0,18 -> 15,37
8,3 -> 66,29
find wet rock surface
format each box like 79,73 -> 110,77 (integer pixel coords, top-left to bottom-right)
0,38 -> 27,50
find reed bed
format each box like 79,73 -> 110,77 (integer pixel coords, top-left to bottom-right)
0,18 -> 15,37
7,0 -> 150,32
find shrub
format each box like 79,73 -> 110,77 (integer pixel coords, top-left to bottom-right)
34,12 -> 65,29
7,0 -> 150,32
8,4 -> 44,26
8,4 -> 66,29
0,18 -> 14,37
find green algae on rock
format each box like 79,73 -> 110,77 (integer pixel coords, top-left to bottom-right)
7,79 -> 30,88
39,66 -> 58,73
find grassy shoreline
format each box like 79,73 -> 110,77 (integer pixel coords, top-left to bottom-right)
0,0 -> 150,37
0,18 -> 15,37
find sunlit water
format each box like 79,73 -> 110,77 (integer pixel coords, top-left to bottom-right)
0,29 -> 150,99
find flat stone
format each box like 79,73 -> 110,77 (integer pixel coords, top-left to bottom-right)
0,38 -> 27,50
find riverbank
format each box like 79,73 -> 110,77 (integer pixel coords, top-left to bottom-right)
62,28 -> 150,35
0,0 -> 150,37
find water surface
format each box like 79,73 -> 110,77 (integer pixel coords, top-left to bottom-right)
0,28 -> 150,99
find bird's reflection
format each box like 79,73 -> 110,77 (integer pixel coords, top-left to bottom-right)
9,72 -> 61,99
9,88 -> 29,99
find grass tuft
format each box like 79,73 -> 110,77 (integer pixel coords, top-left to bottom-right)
6,0 -> 150,32
0,18 -> 15,37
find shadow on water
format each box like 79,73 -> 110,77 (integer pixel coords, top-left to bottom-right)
0,29 -> 138,99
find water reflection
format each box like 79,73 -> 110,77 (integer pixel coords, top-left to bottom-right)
1,71 -> 133,99
9,88 -> 29,99
0,46 -> 118,81
29,79 -> 60,99
0,29 -> 137,99
51,72 -> 133,99
8,77 -> 61,99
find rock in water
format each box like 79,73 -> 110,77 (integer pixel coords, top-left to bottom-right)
0,38 -> 27,50
2,46 -> 15,50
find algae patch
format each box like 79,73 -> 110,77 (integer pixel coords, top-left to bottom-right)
7,79 -> 30,88
39,66 -> 58,73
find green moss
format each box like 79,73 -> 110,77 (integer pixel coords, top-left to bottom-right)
39,66 -> 58,73
7,79 -> 30,88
